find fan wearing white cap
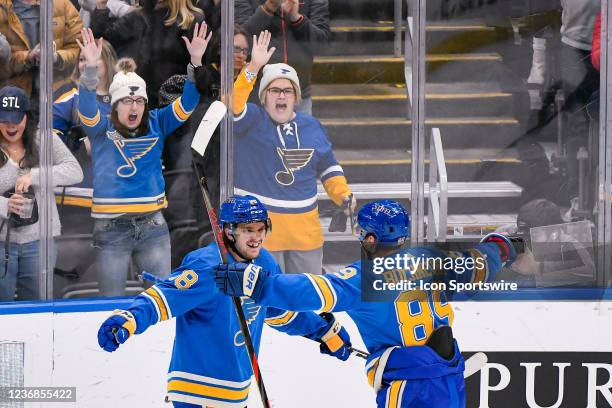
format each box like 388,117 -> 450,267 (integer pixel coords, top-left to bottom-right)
230,31 -> 355,276
75,26 -> 212,297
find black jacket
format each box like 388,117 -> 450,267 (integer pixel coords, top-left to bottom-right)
91,0 -> 218,107
235,0 -> 330,99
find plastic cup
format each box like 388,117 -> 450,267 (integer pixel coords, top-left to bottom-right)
18,194 -> 34,219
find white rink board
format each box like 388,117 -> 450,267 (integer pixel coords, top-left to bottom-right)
0,302 -> 611,408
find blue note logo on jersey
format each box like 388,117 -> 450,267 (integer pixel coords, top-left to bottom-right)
106,131 -> 158,178
242,298 -> 261,325
274,122 -> 313,186
233,298 -> 261,346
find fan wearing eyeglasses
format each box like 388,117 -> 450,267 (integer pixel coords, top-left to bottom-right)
76,25 -> 212,297
231,31 -> 355,276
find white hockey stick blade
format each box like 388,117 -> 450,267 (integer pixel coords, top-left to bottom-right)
191,100 -> 227,157
464,352 -> 488,378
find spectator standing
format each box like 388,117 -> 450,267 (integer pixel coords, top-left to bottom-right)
0,86 -> 83,301
232,31 -> 354,275
77,25 -> 210,296
235,0 -> 330,114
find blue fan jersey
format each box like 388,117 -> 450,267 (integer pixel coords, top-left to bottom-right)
256,243 -> 506,408
125,243 -> 328,407
77,79 -> 199,218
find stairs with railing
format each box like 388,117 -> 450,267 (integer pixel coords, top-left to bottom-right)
317,0 -> 530,264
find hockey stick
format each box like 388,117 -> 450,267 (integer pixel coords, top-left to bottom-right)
326,345 -> 486,375
190,101 -> 271,408
347,193 -> 356,236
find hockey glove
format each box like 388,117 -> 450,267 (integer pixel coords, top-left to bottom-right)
480,233 -> 524,267
214,262 -> 268,301
97,309 -> 136,352
307,312 -> 352,361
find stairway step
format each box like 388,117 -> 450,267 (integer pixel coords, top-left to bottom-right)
312,53 -> 502,84
312,82 -> 513,118
329,2 -> 395,21
321,116 -> 520,149
324,20 -> 498,56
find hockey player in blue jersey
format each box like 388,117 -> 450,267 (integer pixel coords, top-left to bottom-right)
96,195 -> 353,407
214,199 -> 519,408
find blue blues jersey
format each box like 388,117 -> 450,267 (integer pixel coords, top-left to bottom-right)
77,79 -> 199,217
126,243 -> 328,407
256,243 -> 504,393
234,103 -> 345,214
232,100 -> 351,251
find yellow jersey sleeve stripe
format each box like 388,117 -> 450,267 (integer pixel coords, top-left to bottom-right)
145,287 -> 169,321
172,97 -> 191,121
78,110 -> 100,127
142,292 -> 162,323
308,274 -> 337,313
265,311 -> 297,326
386,380 -> 404,408
152,285 -> 172,319
55,195 -> 93,208
54,88 -> 78,103
367,360 -> 379,387
167,379 -> 250,401
92,199 -> 168,214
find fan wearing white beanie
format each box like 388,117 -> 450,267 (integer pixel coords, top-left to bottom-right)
75,25 -> 212,297
231,31 -> 355,276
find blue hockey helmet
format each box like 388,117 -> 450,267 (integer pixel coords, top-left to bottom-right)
357,200 -> 410,245
220,195 -> 271,229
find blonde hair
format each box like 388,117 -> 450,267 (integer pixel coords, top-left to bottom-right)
72,40 -> 117,93
158,0 -> 204,30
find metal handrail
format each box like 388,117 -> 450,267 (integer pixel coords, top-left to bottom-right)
407,0 -> 427,244
394,0 -> 403,57
404,0 -> 413,106
427,128 -> 448,242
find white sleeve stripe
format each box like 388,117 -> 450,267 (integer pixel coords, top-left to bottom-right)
321,275 -> 338,311
319,165 -> 344,179
151,285 -> 173,320
233,104 -> 248,121
141,292 -> 161,323
305,274 -> 326,312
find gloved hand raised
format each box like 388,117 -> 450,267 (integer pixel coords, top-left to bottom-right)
97,309 -> 136,352
214,262 -> 269,301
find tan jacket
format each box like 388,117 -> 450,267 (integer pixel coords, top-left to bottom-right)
0,0 -> 82,95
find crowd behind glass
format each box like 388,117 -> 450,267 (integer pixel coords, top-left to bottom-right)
0,0 -> 603,301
